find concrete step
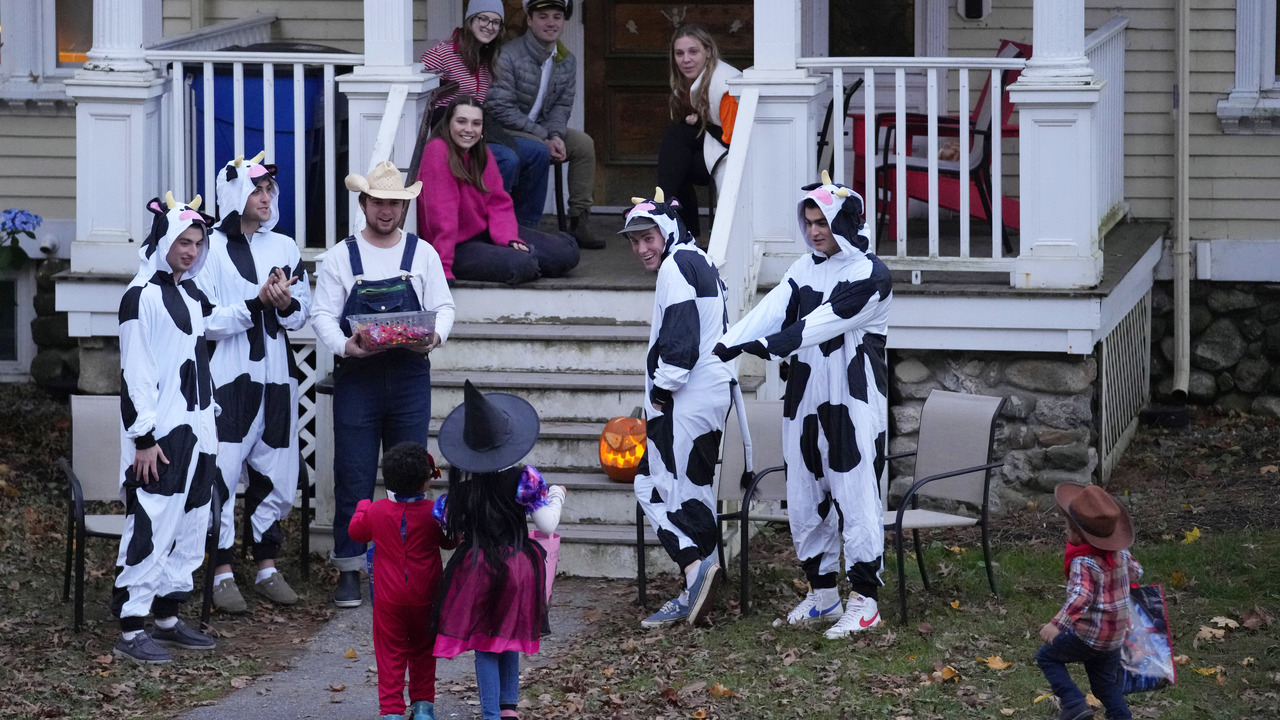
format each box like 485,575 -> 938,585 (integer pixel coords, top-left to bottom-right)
433,323 -> 649,374
451,285 -> 654,325
426,420 -> 628,474
431,369 -> 644,423
426,469 -> 642,526
552,522 -> 667,579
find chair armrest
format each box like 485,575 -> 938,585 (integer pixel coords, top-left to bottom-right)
891,460 -> 1005,528
742,464 -> 786,508
59,457 -> 86,525
884,450 -> 917,461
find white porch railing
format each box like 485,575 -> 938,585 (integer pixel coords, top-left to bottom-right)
1085,17 -> 1130,239
707,88 -> 761,323
145,49 -> 361,261
796,57 -> 1026,279
144,14 -> 276,52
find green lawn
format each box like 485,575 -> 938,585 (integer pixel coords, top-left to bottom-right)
522,525 -> 1280,719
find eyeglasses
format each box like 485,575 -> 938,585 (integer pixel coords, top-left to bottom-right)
473,15 -> 503,30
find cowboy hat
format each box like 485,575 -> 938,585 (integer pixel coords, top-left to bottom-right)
344,160 -> 422,200
438,380 -> 540,473
1054,482 -> 1135,552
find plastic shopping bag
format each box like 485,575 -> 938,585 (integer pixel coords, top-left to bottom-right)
529,531 -> 560,602
1122,584 -> 1176,694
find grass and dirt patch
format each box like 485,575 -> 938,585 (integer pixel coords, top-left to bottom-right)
0,383 -> 1278,719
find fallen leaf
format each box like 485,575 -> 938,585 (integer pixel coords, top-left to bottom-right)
948,545 -> 965,554
1260,465 -> 1278,475
1242,657 -> 1256,666
1173,654 -> 1191,665
936,665 -> 959,682
600,668 -> 614,676
1211,616 -> 1239,629
1085,693 -> 1102,708
917,622 -> 933,635
678,681 -> 706,697
1242,606 -> 1274,630
984,655 -> 1014,670
709,682 -> 737,697
93,654 -> 113,665
1033,693 -> 1053,704
1194,667 -> 1217,676
1001,710 -> 1015,716
692,711 -> 707,719
344,648 -> 358,659
1170,571 -> 1189,589
1181,527 -> 1201,544
950,600 -> 961,609
1196,626 -> 1226,641
329,684 -> 346,692
230,677 -> 251,689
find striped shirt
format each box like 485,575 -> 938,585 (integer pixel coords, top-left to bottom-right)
1052,549 -> 1143,651
422,39 -> 492,109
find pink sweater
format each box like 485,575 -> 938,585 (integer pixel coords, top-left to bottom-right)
416,138 -> 520,278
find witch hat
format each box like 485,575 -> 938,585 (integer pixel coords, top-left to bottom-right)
437,380 -> 540,473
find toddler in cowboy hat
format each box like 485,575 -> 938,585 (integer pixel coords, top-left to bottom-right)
1036,483 -> 1143,720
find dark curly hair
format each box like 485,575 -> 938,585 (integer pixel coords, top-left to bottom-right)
381,442 -> 439,496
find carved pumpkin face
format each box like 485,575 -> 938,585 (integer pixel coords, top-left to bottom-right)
599,416 -> 647,483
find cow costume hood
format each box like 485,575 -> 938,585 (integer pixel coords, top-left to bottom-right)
215,151 -> 280,235
139,191 -> 213,280
620,187 -> 695,257
796,170 -> 870,257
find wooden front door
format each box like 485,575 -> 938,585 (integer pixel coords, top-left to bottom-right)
583,2 -> 754,207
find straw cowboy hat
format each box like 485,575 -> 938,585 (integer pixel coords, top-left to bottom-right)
1054,482 -> 1135,552
344,160 -> 422,200
438,380 -> 541,473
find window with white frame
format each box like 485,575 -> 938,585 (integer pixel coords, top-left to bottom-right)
1218,0 -> 1280,134
0,0 -> 93,100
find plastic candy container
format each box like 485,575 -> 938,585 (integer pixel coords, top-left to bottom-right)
349,310 -> 437,349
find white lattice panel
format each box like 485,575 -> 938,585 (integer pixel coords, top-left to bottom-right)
1098,290 -> 1151,483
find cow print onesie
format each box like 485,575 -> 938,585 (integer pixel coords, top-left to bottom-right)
113,196 -> 219,626
630,195 -> 737,572
715,179 -> 892,599
197,154 -> 312,565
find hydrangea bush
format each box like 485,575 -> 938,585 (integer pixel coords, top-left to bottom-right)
0,209 -> 41,270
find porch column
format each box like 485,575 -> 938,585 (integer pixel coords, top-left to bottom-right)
1008,0 -> 1102,289
62,0 -> 165,275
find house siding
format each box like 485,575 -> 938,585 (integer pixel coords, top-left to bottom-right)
0,112 -> 77,220
951,0 -> 1280,240
162,1 -> 430,53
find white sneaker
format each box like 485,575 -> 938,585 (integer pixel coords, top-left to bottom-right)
772,590 -> 844,628
823,592 -> 881,638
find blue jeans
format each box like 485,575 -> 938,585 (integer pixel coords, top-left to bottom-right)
1035,630 -> 1131,719
489,138 -> 550,228
474,650 -> 520,720
330,352 -> 431,567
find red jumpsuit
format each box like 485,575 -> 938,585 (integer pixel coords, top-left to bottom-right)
348,496 -> 452,716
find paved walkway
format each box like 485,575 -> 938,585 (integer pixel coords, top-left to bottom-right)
178,577 -> 615,720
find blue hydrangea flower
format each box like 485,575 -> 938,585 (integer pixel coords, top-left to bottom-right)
1,208 -> 42,235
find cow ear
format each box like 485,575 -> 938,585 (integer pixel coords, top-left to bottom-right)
147,197 -> 166,216
261,163 -> 279,177
668,197 -> 680,208
225,165 -> 238,181
800,182 -> 822,191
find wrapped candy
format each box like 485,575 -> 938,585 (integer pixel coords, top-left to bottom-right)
349,310 -> 437,349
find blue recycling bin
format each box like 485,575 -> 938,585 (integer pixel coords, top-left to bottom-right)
189,45 -> 352,243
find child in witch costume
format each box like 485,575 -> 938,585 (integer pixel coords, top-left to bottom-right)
432,381 -> 567,720
714,171 -> 893,638
348,442 -> 454,720
113,193 -> 219,663
1037,483 -> 1143,720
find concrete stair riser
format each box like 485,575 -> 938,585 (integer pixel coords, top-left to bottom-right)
429,384 -> 644,424
432,337 -> 647,374
451,287 -> 654,325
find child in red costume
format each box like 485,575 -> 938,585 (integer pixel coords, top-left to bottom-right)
348,442 -> 454,720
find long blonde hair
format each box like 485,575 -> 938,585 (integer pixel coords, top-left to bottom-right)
667,24 -> 722,134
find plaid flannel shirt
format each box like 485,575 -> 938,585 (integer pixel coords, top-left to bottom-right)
1052,549 -> 1143,651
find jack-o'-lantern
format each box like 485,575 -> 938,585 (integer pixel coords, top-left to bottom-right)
599,416 -> 646,483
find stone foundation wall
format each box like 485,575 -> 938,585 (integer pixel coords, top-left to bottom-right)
28,260 -> 79,390
1150,281 -> 1280,415
889,350 -> 1099,513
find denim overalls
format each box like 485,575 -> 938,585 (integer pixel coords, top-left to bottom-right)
331,234 -> 434,567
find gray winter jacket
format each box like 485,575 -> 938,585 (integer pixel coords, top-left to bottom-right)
487,32 -> 576,141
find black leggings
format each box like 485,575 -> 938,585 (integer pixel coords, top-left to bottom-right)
656,121 -> 723,238
451,226 -> 580,285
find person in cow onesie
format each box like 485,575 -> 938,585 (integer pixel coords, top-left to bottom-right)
198,151 -> 311,612
714,171 -> 893,638
113,193 -> 220,663
620,188 -> 736,628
